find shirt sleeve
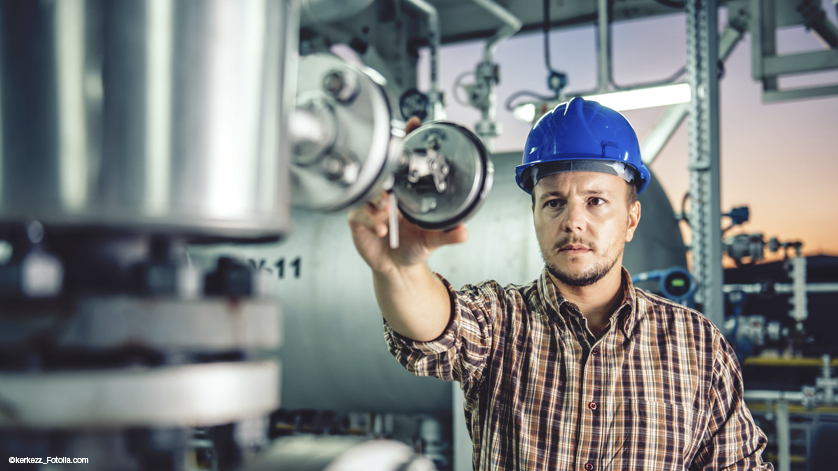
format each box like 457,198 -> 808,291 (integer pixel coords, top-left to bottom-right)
690,334 -> 774,471
382,274 -> 499,396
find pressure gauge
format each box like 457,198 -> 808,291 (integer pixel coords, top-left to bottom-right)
394,122 -> 493,231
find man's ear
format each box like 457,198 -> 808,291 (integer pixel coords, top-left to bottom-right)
625,201 -> 641,242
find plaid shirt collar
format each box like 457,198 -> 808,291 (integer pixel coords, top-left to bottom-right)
536,266 -> 640,339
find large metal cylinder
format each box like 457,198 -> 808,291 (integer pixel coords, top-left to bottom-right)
190,152 -> 687,413
0,0 -> 297,240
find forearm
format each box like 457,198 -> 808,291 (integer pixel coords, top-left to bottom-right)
373,264 -> 452,342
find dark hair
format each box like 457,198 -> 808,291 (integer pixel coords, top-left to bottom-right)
531,180 -> 638,207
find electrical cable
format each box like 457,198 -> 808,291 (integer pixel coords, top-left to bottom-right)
504,90 -> 558,111
543,0 -> 556,80
680,192 -> 690,227
542,0 -> 567,97
610,65 -> 687,91
501,0 -> 567,114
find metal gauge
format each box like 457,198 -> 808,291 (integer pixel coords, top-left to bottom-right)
394,122 -> 493,231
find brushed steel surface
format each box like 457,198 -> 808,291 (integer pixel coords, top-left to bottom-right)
0,361 -> 280,428
0,0 -> 297,239
292,54 -> 402,212
58,297 -> 282,350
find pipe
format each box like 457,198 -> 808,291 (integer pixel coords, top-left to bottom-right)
776,401 -> 790,471
822,355 -> 835,405
472,0 -> 522,63
722,282 -> 838,294
597,0 -> 611,93
744,390 -> 806,402
405,0 -> 443,120
796,0 -> 838,49
469,0 -> 521,149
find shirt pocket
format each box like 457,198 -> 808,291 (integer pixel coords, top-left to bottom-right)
606,400 -> 695,470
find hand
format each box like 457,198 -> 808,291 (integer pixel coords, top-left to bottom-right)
348,117 -> 469,274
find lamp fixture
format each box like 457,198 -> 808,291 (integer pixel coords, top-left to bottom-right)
513,83 -> 692,123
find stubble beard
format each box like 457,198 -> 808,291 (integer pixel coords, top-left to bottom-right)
542,241 -> 622,287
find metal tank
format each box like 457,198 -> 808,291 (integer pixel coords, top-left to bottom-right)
0,0 -> 297,239
0,1 -> 298,468
189,152 -> 687,413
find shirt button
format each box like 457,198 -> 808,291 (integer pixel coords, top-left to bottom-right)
589,401 -> 597,410
584,463 -> 594,471
591,348 -> 599,356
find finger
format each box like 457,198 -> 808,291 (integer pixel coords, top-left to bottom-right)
370,191 -> 390,211
424,225 -> 469,249
348,205 -> 389,237
405,116 -> 422,134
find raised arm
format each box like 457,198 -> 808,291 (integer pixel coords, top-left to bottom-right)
347,117 -> 469,342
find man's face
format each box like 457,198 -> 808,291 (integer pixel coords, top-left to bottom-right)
531,171 -> 641,287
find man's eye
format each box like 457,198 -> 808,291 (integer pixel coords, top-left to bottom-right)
546,200 -> 563,208
590,197 -> 606,206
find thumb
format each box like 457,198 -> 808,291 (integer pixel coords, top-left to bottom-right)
424,225 -> 469,249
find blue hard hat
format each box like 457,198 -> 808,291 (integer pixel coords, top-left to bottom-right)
515,97 -> 650,194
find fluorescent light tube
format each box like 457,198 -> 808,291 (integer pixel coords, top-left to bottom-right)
580,83 -> 691,112
512,83 -> 692,122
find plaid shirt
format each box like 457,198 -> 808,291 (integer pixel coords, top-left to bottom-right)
384,268 -> 772,471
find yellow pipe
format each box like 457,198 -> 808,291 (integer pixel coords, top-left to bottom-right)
743,357 -> 838,367
746,402 -> 838,414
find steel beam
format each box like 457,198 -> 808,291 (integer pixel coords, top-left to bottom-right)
763,84 -> 838,102
763,49 -> 838,76
687,0 -> 724,327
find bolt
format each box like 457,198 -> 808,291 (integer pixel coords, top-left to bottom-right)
321,154 -> 345,181
323,71 -> 345,97
323,69 -> 360,103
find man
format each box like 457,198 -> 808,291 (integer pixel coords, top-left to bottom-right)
349,98 -> 771,470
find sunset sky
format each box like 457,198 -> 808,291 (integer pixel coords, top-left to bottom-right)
418,4 -> 838,261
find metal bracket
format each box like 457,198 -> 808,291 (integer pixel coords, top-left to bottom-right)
748,0 -> 838,102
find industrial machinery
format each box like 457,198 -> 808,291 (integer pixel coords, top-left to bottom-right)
2,0 -> 835,470
0,1 -> 297,469
0,0 -> 478,469
719,219 -> 838,471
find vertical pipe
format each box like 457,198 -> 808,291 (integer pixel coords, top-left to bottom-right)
822,354 -> 834,405
405,0 -> 442,120
775,400 -> 790,471
686,0 -> 724,327
791,256 -> 808,326
470,0 -> 521,149
0,7 -> 4,204
597,0 -> 611,93
55,0 -> 88,211
145,0 -> 174,215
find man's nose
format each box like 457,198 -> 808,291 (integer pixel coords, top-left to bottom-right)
561,201 -> 587,233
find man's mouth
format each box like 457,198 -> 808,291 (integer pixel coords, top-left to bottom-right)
559,244 -> 591,253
